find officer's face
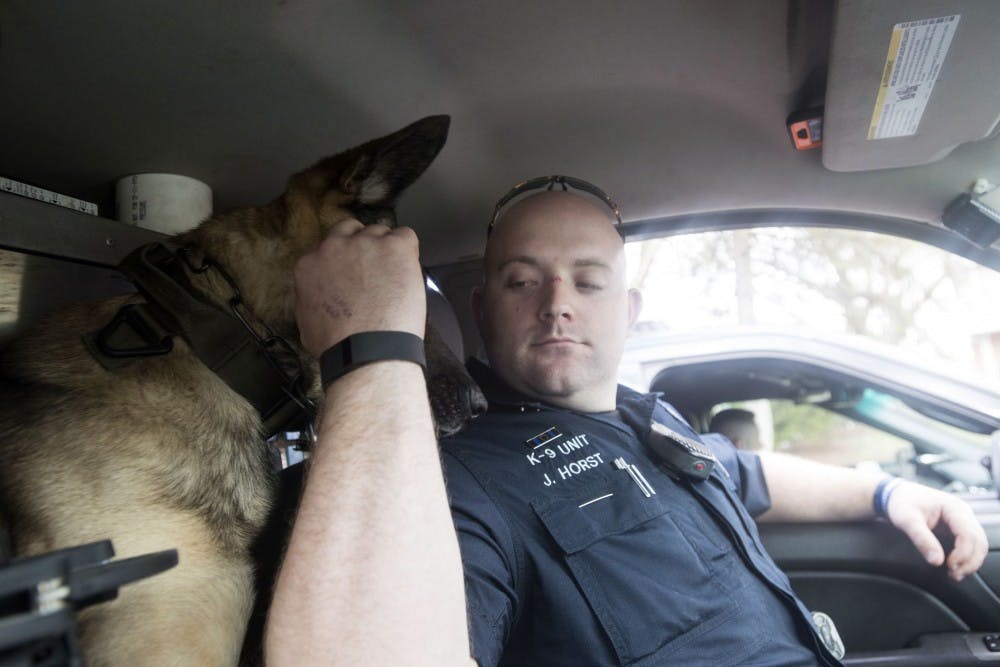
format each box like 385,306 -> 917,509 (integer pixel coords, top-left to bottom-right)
474,192 -> 642,412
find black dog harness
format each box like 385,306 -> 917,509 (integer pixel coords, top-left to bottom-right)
83,242 -> 315,437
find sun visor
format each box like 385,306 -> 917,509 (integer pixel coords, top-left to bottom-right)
823,0 -> 1000,172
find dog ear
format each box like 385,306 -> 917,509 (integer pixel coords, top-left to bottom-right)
282,115 -> 450,236
338,115 -> 451,206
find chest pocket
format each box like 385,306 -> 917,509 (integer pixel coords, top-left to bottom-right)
530,472 -> 745,666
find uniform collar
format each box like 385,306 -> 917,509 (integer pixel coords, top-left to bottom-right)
466,357 -> 656,420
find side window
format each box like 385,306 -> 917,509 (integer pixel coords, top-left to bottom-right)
710,392 -> 993,493
710,399 -> 914,471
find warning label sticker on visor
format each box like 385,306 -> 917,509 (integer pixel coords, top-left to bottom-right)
867,15 -> 960,140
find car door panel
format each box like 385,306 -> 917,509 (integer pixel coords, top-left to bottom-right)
760,503 -> 1000,664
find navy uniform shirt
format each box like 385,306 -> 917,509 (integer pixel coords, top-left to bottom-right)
441,361 -> 841,667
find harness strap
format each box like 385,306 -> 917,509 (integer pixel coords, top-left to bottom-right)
84,243 -> 310,436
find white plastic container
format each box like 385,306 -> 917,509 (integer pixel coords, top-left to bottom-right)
115,173 -> 212,235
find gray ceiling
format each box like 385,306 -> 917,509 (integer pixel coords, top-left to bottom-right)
2,0 -> 999,267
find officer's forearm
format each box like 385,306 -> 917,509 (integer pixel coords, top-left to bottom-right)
756,451 -> 883,523
265,362 -> 473,666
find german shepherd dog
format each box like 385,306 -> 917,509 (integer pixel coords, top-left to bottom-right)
0,116 -> 483,665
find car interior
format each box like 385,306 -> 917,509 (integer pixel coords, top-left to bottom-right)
2,0 -> 1000,664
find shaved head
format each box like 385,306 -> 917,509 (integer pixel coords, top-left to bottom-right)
485,191 -> 623,269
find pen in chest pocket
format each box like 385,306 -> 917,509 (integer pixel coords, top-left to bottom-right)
614,457 -> 656,497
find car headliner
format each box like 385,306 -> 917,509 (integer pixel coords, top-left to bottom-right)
2,0 -> 999,269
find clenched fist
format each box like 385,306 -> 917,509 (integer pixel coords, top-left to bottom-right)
294,220 -> 426,356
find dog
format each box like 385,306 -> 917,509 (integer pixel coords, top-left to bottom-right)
0,115 -> 485,665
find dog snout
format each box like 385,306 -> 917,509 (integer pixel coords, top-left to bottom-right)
467,384 -> 488,419
427,373 -> 487,438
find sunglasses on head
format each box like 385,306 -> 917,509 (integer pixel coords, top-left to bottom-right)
488,175 -> 623,238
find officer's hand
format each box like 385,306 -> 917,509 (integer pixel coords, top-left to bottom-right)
293,220 -> 426,356
886,481 -> 989,581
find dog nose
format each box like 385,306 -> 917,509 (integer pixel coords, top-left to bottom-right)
427,373 -> 488,437
466,384 -> 488,418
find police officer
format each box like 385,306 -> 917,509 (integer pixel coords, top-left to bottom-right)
267,182 -> 989,666
710,408 -> 762,450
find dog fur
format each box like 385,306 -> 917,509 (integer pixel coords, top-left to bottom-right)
0,115 -> 482,665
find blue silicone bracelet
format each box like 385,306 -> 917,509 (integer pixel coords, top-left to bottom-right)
873,477 -> 903,519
